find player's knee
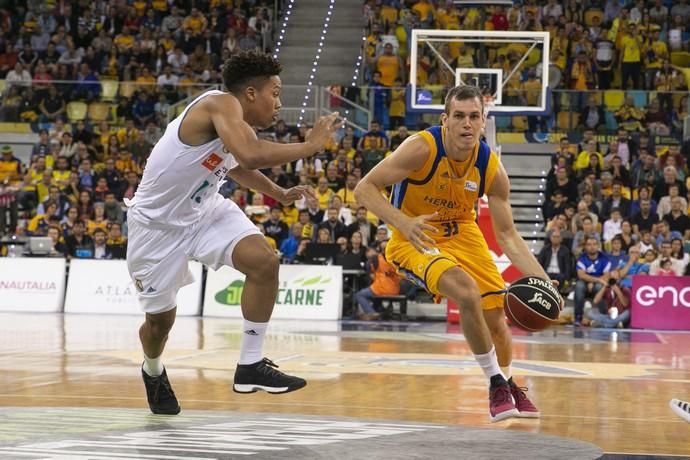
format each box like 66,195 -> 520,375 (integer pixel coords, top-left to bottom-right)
248,248 -> 280,282
145,314 -> 175,340
485,312 -> 509,337
456,293 -> 482,316
441,270 -> 481,314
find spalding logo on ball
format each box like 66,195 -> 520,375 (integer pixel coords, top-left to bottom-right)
505,276 -> 563,332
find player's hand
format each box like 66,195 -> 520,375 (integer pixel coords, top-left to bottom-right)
279,185 -> 316,206
305,112 -> 340,151
397,212 -> 439,254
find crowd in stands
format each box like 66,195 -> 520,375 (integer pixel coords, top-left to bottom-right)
538,131 -> 690,326
360,0 -> 690,133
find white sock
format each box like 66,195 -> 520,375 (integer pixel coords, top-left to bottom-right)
474,346 -> 503,381
239,320 -> 268,365
501,365 -> 512,381
143,353 -> 164,377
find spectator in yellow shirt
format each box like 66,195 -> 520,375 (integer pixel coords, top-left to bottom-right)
315,176 -> 334,210
412,0 -> 434,27
135,67 -> 157,92
644,29 -> 668,89
336,173 -> 359,209
52,156 -> 71,188
575,140 -> 605,172
614,95 -> 645,131
115,150 -> 142,175
619,23 -> 643,89
26,200 -> 57,236
116,119 -> 140,148
86,203 -> 110,236
114,27 -> 135,52
0,146 -> 23,184
183,8 -> 208,36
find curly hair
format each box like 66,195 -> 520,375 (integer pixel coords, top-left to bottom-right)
221,51 -> 283,93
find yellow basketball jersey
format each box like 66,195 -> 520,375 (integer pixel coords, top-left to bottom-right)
389,126 -> 499,241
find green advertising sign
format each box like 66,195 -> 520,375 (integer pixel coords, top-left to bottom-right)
215,276 -> 332,307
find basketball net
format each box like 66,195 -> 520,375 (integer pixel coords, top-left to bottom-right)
483,95 -> 499,156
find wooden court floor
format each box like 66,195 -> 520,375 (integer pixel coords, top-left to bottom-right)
0,312 -> 688,457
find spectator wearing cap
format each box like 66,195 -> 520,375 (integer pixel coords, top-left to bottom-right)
0,146 -> 23,184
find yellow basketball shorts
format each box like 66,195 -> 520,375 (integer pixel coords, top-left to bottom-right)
385,222 -> 506,310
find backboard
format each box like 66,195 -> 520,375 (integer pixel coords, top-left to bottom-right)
409,29 -> 550,115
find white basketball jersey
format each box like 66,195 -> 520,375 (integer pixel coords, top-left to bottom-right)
127,90 -> 239,228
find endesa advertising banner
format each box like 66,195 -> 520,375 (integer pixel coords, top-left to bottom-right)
0,258 -> 66,312
204,264 -> 342,320
64,259 -> 202,316
631,275 -> 690,330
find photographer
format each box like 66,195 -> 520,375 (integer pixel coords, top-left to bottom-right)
585,270 -> 631,328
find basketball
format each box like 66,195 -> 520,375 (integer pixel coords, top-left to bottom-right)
505,276 -> 562,332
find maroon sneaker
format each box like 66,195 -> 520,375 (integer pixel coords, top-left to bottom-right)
509,378 -> 540,418
489,381 -> 519,422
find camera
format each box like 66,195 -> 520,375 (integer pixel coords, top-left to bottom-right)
608,278 -> 617,286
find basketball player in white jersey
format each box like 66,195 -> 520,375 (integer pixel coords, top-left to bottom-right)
127,51 -> 339,414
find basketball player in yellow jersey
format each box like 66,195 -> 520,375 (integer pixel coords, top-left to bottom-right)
355,85 -> 558,422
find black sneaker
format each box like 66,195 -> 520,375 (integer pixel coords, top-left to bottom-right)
233,358 -> 307,394
141,365 -> 181,415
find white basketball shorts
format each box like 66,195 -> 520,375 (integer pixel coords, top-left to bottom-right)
127,197 -> 260,314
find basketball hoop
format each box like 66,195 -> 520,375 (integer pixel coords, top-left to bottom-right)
482,95 -> 496,116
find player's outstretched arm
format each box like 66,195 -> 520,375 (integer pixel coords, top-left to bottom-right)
208,95 -> 338,170
487,163 -> 550,279
227,166 -> 285,201
227,166 -> 316,205
355,135 -> 438,253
